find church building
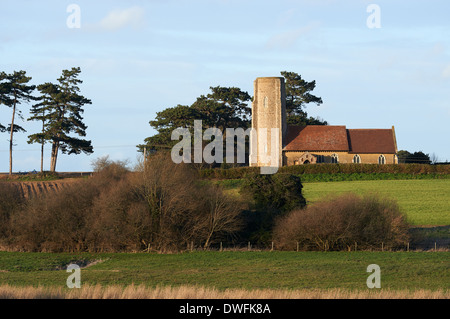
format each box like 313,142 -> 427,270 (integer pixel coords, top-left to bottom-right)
250,77 -> 398,167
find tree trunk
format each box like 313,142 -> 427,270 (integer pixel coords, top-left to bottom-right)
40,141 -> 44,173
9,102 -> 16,176
50,141 -> 59,172
40,116 -> 44,173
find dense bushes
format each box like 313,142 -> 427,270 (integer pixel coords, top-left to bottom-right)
0,153 -> 243,252
273,193 -> 410,251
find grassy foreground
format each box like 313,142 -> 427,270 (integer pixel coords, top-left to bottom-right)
1,251 -> 449,293
1,284 -> 448,299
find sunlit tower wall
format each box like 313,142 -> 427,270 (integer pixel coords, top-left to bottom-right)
250,77 -> 286,169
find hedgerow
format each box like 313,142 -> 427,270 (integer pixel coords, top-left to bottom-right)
198,164 -> 450,180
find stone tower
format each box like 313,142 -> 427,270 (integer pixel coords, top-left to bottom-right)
250,77 -> 286,171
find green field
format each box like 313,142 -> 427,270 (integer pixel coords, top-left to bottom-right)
0,251 -> 449,291
220,178 -> 450,226
302,179 -> 450,226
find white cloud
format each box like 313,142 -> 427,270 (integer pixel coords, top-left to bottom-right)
99,6 -> 145,31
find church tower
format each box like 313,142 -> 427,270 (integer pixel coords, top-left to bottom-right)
250,77 -> 286,171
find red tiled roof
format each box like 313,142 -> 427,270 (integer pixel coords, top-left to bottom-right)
284,125 -> 397,154
347,129 -> 396,154
284,125 -> 349,151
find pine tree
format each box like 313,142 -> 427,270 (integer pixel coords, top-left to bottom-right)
280,71 -> 327,126
27,82 -> 58,172
28,67 -> 93,172
0,71 -> 35,175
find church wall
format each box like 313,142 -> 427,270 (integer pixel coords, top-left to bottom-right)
283,151 -> 397,165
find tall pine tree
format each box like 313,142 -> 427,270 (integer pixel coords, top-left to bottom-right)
28,67 -> 93,172
281,71 -> 327,126
0,71 -> 35,175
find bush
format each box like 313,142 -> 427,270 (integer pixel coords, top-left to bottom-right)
273,193 -> 410,251
0,183 -> 24,244
5,153 -> 243,253
238,173 -> 306,246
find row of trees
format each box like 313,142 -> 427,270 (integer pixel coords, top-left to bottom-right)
138,71 -> 327,154
0,67 -> 93,174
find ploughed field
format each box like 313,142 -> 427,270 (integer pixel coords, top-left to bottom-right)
8,181 -> 69,199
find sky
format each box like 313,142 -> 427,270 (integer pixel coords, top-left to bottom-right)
0,0 -> 449,172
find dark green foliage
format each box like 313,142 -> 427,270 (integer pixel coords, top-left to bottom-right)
0,70 -> 36,174
240,173 -> 306,213
28,67 -> 93,172
397,150 -> 431,164
238,173 -> 306,245
281,71 -> 327,126
139,86 -> 251,152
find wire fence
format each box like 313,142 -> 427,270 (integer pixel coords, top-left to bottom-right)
157,240 -> 450,253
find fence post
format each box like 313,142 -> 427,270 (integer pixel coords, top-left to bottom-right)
355,242 -> 357,251
271,242 -> 274,251
435,242 -> 437,252
381,242 -> 384,252
248,241 -> 251,251
220,242 -> 223,252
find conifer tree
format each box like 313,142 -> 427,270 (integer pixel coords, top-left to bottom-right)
28,67 -> 93,172
0,71 -> 35,175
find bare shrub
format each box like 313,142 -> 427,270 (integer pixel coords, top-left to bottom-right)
273,193 -> 410,251
10,179 -> 98,252
130,152 -> 243,252
0,183 -> 24,244
195,185 -> 243,249
9,159 -> 130,252
5,153 -> 242,253
87,176 -> 152,252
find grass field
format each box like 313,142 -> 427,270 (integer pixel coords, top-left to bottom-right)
1,177 -> 448,299
220,178 -> 450,226
0,251 -> 449,292
302,179 -> 450,226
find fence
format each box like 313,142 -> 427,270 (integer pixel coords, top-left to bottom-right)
162,240 -> 450,253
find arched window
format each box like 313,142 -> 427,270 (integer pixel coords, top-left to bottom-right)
353,154 -> 361,164
378,154 -> 386,164
331,153 -> 338,164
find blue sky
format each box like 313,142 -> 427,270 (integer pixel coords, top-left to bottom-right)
1,0 -> 449,172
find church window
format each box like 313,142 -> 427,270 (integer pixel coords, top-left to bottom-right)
331,153 -> 339,163
353,154 -> 361,164
378,154 -> 386,164
263,96 -> 268,108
